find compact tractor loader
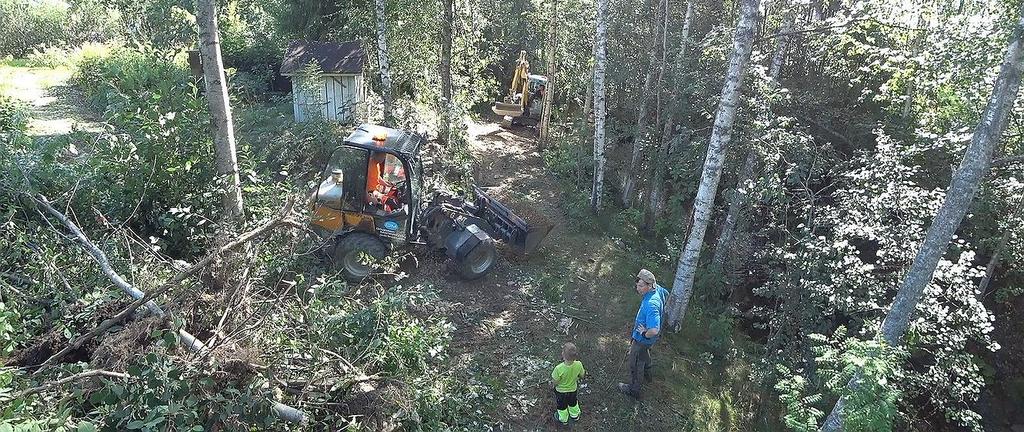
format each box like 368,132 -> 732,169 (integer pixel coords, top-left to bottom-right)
491,51 -> 548,127
309,124 -> 553,281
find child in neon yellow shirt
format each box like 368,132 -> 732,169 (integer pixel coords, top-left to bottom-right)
551,342 -> 585,424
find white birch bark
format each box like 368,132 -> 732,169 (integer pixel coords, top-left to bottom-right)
590,0 -> 609,210
196,0 -> 243,222
666,0 -> 760,328
712,5 -> 793,269
820,6 -> 1024,430
539,0 -> 558,148
711,149 -> 756,268
438,0 -> 454,143
374,0 -> 395,124
644,0 -> 693,226
622,0 -> 667,207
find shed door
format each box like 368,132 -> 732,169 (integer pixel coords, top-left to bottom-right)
292,76 -> 328,123
327,76 -> 360,123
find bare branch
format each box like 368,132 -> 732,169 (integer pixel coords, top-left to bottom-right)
992,154 -> 1024,168
30,194 -> 296,371
18,369 -> 130,398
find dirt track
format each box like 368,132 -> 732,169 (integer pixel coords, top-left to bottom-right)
412,116 -> 689,431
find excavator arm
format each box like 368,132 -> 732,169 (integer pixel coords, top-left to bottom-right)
492,51 -> 531,117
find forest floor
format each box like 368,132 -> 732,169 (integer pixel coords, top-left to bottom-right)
404,115 -> 776,431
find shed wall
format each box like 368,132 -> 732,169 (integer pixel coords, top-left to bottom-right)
292,74 -> 364,123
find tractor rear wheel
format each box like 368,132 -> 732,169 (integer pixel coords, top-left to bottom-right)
456,238 -> 496,280
333,233 -> 387,282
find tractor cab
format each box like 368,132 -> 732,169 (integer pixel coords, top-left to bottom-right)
311,123 -> 553,282
311,124 -> 424,247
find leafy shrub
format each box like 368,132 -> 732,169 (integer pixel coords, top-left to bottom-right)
0,95 -> 28,136
24,42 -> 114,68
73,49 -> 220,256
92,352 -> 276,430
0,0 -> 116,58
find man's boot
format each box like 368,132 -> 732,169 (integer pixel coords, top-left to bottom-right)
617,382 -> 640,399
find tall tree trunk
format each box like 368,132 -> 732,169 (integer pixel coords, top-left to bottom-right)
196,0 -> 248,293
712,4 -> 793,270
590,0 -> 609,210
642,111 -> 675,231
622,0 -> 667,207
901,15 -> 927,122
374,0 -> 395,125
584,67 -> 593,119
978,228 -> 1012,298
820,5 -> 1024,430
644,1 -> 693,224
666,0 -> 760,328
539,0 -> 558,149
711,149 -> 756,268
196,0 -> 243,223
643,0 -> 693,230
438,0 -> 454,143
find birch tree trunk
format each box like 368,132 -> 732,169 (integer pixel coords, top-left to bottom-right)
642,111 -> 675,231
712,5 -> 793,269
820,6 -> 1024,430
643,0 -> 692,227
374,0 -> 395,125
621,0 -> 667,207
196,0 -> 243,223
590,0 -> 609,210
539,0 -> 558,149
977,228 -> 1012,298
666,0 -> 759,328
438,0 -> 454,143
711,149 -> 756,268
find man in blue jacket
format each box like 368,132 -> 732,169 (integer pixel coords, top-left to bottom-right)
618,268 -> 670,399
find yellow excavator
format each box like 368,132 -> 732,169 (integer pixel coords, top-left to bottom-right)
491,51 -> 548,127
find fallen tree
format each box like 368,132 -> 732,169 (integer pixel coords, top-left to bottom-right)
26,192 -> 308,424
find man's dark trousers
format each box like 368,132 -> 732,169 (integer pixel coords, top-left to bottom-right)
627,339 -> 653,396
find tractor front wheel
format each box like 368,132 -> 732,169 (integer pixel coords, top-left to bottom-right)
455,239 -> 496,280
333,233 -> 387,282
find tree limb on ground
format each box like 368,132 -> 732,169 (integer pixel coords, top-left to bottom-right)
27,193 -> 307,423
31,193 -> 296,370
18,369 -> 130,398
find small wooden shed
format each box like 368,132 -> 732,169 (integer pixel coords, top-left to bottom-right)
281,40 -> 366,123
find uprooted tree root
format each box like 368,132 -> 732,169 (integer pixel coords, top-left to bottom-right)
90,315 -> 166,372
6,297 -> 131,369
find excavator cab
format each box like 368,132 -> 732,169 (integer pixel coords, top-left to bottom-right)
491,51 -> 548,126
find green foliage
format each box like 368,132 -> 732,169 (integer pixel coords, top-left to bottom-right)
264,280 -> 485,430
24,43 -> 116,69
0,0 -> 117,57
773,331 -> 904,432
93,353 -> 276,430
816,331 -> 905,432
0,303 -> 20,356
74,49 -> 220,255
774,369 -> 824,432
99,0 -> 196,52
0,95 -> 28,136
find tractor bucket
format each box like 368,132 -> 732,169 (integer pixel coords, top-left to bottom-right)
491,101 -> 525,117
471,186 -> 553,255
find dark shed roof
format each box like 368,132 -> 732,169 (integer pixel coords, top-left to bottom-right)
280,40 -> 365,75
